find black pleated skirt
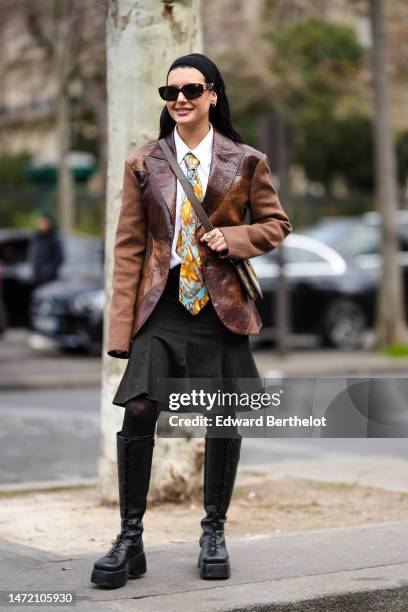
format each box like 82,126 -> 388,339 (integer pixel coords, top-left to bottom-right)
112,264 -> 264,414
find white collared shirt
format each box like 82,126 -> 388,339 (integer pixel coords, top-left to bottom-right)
170,122 -> 214,268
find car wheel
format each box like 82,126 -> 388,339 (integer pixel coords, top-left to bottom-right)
321,299 -> 367,350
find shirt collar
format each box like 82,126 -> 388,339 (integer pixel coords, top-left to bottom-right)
174,122 -> 214,167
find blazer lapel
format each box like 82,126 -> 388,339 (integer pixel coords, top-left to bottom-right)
202,127 -> 245,217
144,143 -> 178,224
145,125 -> 245,224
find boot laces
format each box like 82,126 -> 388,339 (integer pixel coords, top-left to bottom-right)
209,533 -> 219,553
106,534 -> 126,557
204,521 -> 223,553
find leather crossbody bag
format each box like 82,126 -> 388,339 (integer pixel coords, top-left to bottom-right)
159,138 -> 263,301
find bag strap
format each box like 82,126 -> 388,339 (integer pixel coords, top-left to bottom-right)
159,138 -> 214,233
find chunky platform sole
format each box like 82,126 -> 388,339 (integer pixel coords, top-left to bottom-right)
91,551 -> 146,589
197,549 -> 231,579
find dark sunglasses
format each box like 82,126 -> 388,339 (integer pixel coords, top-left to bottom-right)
158,82 -> 214,101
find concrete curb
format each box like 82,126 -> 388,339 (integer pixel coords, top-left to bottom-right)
0,375 -> 101,390
134,565 -> 408,612
2,523 -> 408,611
0,477 -> 96,495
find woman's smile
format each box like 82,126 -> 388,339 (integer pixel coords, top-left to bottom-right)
175,107 -> 194,116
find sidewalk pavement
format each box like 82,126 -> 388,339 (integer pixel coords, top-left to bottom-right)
241,453 -> 408,494
2,521 -> 408,611
0,343 -> 101,389
1,330 -> 408,390
254,348 -> 408,378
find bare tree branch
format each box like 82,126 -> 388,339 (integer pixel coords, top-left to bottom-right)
25,1 -> 54,59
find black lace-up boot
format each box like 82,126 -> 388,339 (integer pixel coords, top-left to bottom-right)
91,432 -> 155,588
197,434 -> 242,579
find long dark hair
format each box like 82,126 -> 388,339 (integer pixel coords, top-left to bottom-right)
158,62 -> 244,143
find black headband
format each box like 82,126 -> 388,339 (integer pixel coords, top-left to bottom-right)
166,53 -> 223,93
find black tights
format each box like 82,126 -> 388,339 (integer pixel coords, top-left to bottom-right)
121,394 -> 241,439
122,395 -> 158,438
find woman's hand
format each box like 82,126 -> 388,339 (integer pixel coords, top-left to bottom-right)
200,228 -> 228,253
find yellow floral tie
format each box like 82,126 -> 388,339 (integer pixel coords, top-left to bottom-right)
176,152 -> 209,314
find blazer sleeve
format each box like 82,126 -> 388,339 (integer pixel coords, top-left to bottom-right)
218,154 -> 292,259
107,159 -> 146,358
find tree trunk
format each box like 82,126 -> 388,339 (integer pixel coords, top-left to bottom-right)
98,0 -> 203,505
370,0 -> 407,346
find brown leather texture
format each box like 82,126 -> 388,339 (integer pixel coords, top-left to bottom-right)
108,126 -> 292,358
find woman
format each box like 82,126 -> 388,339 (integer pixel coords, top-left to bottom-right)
91,53 -> 292,589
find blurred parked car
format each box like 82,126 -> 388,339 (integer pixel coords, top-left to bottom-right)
303,210 -> 408,261
253,211 -> 408,349
0,261 -> 7,336
30,281 -> 104,355
29,234 -> 104,354
0,229 -> 104,329
0,228 -> 34,327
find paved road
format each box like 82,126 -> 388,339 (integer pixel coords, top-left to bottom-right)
2,387 -> 408,485
0,388 -> 100,484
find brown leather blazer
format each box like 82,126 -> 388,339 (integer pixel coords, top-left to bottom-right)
108,125 -> 292,358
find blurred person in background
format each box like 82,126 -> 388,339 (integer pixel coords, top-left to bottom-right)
29,212 -> 65,287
